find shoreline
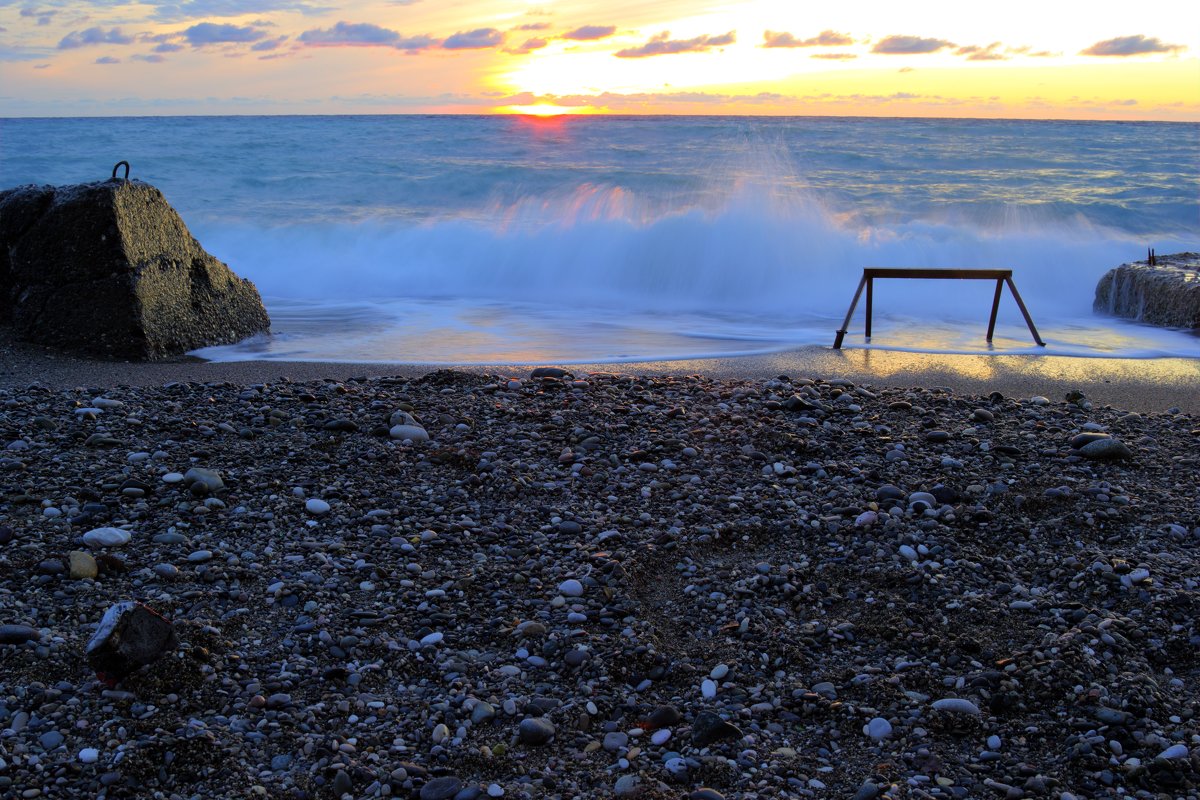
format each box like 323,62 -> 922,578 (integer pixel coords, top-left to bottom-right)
3,327 -> 1198,413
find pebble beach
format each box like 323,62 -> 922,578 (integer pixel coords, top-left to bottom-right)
1,361 -> 1198,799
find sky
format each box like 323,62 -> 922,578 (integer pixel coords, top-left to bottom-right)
0,0 -> 1197,119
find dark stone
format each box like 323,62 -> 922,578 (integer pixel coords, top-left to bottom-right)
331,770 -> 353,796
1070,432 -> 1111,450
646,704 -> 682,729
689,788 -> 726,800
420,776 -> 463,800
85,601 -> 178,680
1079,439 -> 1133,461
517,716 -> 555,745
852,784 -> 880,800
925,430 -> 951,443
0,179 -> 269,359
929,485 -> 960,504
0,624 -> 40,644
323,419 -> 359,433
875,484 -> 905,502
0,525 -> 13,545
37,558 -> 65,575
691,710 -> 742,747
783,395 -> 818,412
530,367 -> 571,379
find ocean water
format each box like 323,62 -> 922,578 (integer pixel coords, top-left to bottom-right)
1,114 -> 1197,363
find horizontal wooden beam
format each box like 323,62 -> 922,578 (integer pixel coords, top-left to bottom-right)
862,268 -> 1012,280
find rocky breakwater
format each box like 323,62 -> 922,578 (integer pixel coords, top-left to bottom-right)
0,177 -> 269,359
1094,252 -> 1200,330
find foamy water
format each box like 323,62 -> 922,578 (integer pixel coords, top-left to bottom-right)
2,115 -> 1197,363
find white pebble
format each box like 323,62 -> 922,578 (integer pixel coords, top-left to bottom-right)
710,663 -> 729,680
487,785 -> 504,798
82,527 -> 131,548
650,728 -> 671,746
701,679 -> 717,699
79,747 -> 99,764
305,498 -> 330,515
420,632 -> 444,646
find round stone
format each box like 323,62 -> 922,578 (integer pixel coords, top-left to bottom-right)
517,717 -> 555,746
82,527 -> 131,548
865,717 -> 892,739
305,498 -> 331,515
557,579 -> 584,597
390,424 -> 430,442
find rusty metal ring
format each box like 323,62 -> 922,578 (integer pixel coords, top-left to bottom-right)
112,161 -> 130,182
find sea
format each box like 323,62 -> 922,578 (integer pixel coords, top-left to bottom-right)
1,114 -> 1197,364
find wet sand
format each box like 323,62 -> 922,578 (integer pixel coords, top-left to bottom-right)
2,327 -> 1198,413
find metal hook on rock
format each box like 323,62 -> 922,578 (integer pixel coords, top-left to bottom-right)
112,161 -> 130,182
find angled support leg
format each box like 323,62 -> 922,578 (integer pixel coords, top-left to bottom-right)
865,275 -> 874,339
833,274 -> 868,349
1004,277 -> 1045,346
986,278 -> 1004,342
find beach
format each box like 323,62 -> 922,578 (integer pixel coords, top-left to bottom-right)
1,334 -> 1197,798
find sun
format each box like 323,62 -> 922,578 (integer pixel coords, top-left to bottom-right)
499,103 -> 593,116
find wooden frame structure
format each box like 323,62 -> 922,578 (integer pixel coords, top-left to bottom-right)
832,268 -> 1045,349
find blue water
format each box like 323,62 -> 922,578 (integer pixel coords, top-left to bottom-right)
2,115 -> 1198,363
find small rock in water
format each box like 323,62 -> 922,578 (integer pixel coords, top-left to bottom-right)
86,602 -> 178,680
82,527 -> 131,548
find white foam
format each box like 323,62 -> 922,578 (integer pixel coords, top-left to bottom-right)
194,181 -> 1198,363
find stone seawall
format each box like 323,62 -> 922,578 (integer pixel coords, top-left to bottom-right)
1093,252 -> 1200,330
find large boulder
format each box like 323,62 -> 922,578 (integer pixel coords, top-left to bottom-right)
0,178 -> 269,359
1094,253 -> 1200,330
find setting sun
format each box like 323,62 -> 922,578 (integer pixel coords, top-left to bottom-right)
501,104 -> 594,116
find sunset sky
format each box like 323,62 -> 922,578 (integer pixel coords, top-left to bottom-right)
0,0 -> 1197,119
